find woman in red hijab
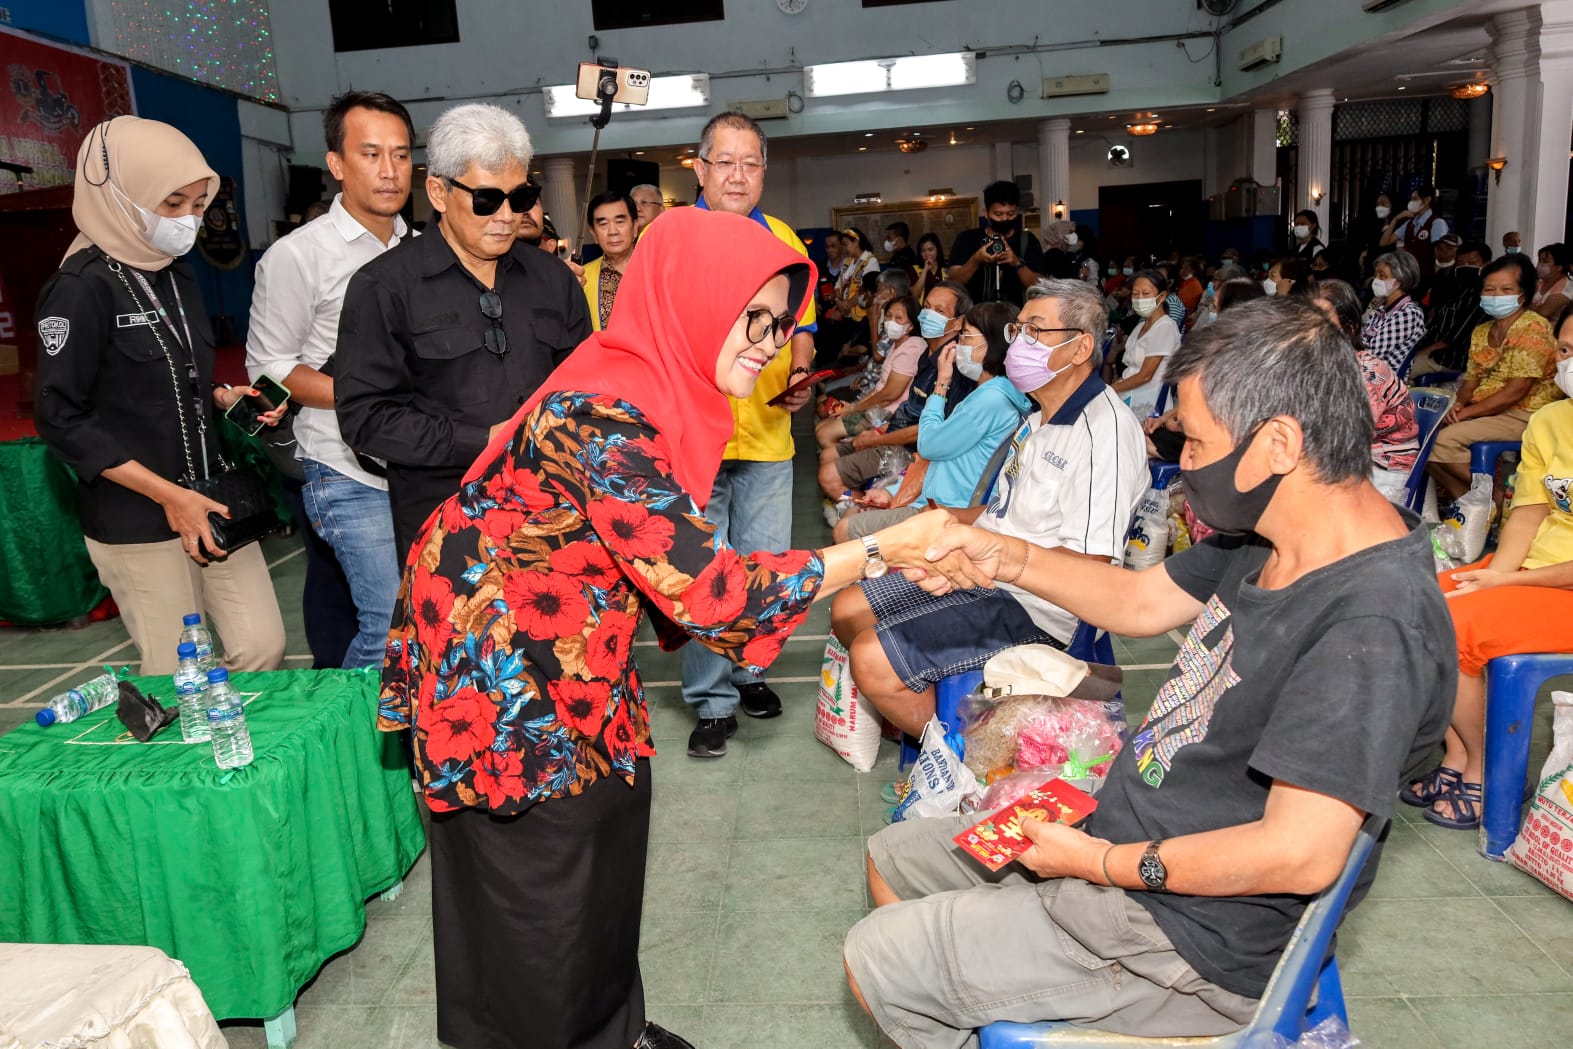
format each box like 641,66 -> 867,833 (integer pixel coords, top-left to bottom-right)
379,207 -> 971,1049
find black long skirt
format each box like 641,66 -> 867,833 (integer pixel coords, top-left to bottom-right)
429,759 -> 652,1049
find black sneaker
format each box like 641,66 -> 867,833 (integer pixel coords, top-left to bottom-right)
687,715 -> 738,758
739,681 -> 782,719
635,1022 -> 696,1049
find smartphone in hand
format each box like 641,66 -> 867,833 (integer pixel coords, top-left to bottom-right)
225,374 -> 291,436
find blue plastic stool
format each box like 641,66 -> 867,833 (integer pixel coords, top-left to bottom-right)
1470,440 -> 1521,477
977,817 -> 1385,1048
1481,653 -> 1573,860
1412,370 -> 1462,388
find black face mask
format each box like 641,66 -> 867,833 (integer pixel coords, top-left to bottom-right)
988,218 -> 1019,237
1180,421 -> 1282,535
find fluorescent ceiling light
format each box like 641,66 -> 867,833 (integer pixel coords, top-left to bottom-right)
805,52 -> 975,98
543,74 -> 711,118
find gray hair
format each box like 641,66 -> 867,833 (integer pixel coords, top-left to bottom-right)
927,279 -> 973,318
427,103 -> 533,181
875,268 -> 911,296
1165,298 -> 1373,484
698,112 -> 768,165
1374,250 -> 1421,293
1025,277 -> 1109,367
1213,263 -> 1250,284
629,183 -> 661,197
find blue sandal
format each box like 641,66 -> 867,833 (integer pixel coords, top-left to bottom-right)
1423,778 -> 1483,829
1400,766 -> 1462,807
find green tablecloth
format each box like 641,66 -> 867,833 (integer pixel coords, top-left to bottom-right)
0,668 -> 425,1020
0,438 -> 107,626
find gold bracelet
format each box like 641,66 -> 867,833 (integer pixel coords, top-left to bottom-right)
1004,540 -> 1031,584
1100,844 -> 1117,887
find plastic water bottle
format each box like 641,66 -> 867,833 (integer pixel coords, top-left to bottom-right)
35,672 -> 120,727
206,668 -> 253,769
179,612 -> 214,672
173,642 -> 212,743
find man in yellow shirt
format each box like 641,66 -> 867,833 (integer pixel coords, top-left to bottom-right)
683,112 -> 818,758
580,190 -> 636,331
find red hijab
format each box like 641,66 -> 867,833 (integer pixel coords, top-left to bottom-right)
466,207 -> 815,507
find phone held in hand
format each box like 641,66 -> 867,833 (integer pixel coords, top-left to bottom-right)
225,374 -> 291,436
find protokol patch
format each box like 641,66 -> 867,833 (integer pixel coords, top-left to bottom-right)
38,316 -> 69,355
116,311 -> 158,328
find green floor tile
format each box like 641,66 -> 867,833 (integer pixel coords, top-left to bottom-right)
1343,996 -> 1439,1049
722,837 -> 868,913
734,775 -> 860,839
1408,993 -> 1573,1049
706,908 -> 868,1004
381,924 -> 437,1007
648,780 -> 741,843
639,909 -> 719,1005
645,841 -> 731,914
1364,820 -> 1481,901
1495,896 -> 1573,974
1410,821 -> 1560,899
701,1002 -> 878,1049
295,913 -> 427,1008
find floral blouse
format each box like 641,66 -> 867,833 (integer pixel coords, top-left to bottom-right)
1356,350 -> 1419,473
379,392 -> 825,815
1466,311 -> 1562,413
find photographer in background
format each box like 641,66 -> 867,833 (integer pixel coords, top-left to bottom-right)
948,180 -> 1045,305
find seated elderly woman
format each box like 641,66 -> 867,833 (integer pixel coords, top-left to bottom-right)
1404,305 -> 1573,829
1428,253 -> 1563,504
1361,250 -> 1428,376
831,301 -> 1030,541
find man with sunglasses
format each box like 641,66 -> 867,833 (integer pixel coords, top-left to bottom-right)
681,111 -> 819,757
336,103 -> 591,557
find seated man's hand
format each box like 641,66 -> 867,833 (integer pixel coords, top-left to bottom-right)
902,523 -> 1009,594
1017,818 -> 1106,882
853,488 -> 893,508
874,509 -> 993,592
850,428 -> 884,450
822,398 -> 848,418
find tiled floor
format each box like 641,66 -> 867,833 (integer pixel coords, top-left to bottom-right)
2,426 -> 1570,1048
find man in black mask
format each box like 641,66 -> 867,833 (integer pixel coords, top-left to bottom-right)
1410,238 -> 1491,377
947,179 -> 1045,305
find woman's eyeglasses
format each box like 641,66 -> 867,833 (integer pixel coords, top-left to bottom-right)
744,307 -> 798,348
479,291 -> 508,358
1004,321 -> 1083,346
448,178 -> 542,217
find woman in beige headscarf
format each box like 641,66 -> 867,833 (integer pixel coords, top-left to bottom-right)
34,116 -> 286,675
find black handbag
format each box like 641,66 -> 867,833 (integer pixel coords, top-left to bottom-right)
106,257 -> 279,553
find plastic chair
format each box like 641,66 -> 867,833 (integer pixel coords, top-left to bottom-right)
1470,440 -> 1521,477
969,429 -> 1024,506
1480,652 -> 1573,859
1402,388 -> 1456,512
1148,460 -> 1180,492
1411,370 -> 1462,388
977,815 -> 1387,1048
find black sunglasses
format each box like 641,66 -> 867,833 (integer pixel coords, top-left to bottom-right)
479,291 -> 508,358
448,177 -> 541,217
744,307 -> 797,348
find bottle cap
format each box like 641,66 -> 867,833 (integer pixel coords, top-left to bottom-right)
177,642 -> 197,659
35,709 -> 57,727
206,667 -> 229,683
183,613 -> 202,627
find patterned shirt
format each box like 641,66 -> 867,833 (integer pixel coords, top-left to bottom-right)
1465,310 -> 1562,413
1360,295 -> 1427,375
379,392 -> 825,815
1356,350 -> 1419,473
597,259 -> 623,329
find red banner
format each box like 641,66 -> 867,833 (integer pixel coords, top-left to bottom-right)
0,26 -> 135,195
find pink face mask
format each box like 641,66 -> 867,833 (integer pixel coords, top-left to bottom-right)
1004,332 -> 1079,394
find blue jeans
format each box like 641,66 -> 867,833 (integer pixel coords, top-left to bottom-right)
680,459 -> 794,718
280,476 -> 357,669
302,459 -> 401,669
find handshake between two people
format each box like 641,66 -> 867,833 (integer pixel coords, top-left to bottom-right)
863,508 -> 1026,596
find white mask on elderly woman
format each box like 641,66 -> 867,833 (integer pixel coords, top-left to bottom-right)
1557,357 -> 1573,399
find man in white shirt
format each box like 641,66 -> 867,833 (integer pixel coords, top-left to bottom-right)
246,90 -> 414,668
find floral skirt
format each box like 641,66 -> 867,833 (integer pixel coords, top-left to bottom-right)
429,759 -> 653,1049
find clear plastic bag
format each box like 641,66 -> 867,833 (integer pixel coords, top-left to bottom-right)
892,717 -> 978,821
960,693 -> 1126,783
1269,1016 -> 1359,1049
1434,471 -> 1494,563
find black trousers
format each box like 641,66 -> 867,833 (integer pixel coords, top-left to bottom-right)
279,477 -> 356,668
429,760 -> 653,1049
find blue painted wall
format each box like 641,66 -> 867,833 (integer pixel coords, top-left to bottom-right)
1,0 -> 92,45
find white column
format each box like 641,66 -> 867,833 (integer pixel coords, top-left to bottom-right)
1037,117 -> 1071,220
541,156 -> 579,252
1296,89 -> 1335,233
1487,9 -> 1539,247
993,142 -> 1014,186
1531,1 -> 1573,251
1243,107 -> 1278,187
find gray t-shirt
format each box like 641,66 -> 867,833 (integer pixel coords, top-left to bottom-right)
1083,518 -> 1453,999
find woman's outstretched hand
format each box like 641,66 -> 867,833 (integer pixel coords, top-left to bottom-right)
904,522 -> 1011,595
873,509 -> 994,592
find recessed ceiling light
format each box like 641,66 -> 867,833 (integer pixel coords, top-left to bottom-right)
864,132 -> 874,137
1075,129 -> 1085,134
858,146 -> 868,151
1397,85 -> 1406,90
634,150 -> 644,155
965,125 -> 975,130
1205,107 -> 1216,113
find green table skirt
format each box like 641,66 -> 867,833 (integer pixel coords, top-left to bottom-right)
0,669 -> 426,1020
0,438 -> 107,626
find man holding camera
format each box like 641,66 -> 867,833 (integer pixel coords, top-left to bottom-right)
948,180 -> 1046,305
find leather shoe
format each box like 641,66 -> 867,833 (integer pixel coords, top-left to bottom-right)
634,1021 -> 696,1049
687,714 -> 738,758
739,681 -> 782,718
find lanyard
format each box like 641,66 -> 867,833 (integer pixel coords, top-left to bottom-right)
128,268 -> 205,423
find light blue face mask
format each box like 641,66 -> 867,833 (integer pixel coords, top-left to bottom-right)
1480,294 -> 1522,318
917,307 -> 952,339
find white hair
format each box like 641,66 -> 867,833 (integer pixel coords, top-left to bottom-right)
426,103 -> 533,181
629,183 -> 661,197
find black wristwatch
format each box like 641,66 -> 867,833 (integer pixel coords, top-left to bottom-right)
1138,840 -> 1168,892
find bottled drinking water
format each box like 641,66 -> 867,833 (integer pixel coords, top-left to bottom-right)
173,641 -> 212,743
179,612 -> 214,672
35,672 -> 120,727
205,668 -> 253,769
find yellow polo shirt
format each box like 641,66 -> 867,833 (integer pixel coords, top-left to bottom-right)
1514,398 -> 1573,570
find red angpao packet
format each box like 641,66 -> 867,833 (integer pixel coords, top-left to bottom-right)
952,779 -> 1098,871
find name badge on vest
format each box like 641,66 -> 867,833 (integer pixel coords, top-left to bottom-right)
1416,229 -> 1431,241
116,311 -> 160,329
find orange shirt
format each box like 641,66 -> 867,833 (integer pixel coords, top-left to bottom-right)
1177,276 -> 1204,313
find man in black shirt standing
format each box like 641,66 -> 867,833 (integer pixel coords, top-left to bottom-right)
335,103 -> 590,554
1410,238 -> 1491,377
947,180 -> 1046,305
844,299 -> 1453,1044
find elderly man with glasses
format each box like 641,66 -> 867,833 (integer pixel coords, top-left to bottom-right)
335,103 -> 591,555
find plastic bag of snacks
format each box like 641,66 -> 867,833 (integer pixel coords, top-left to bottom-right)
1506,690 -> 1573,900
1434,472 -> 1494,564
891,717 -> 978,821
814,636 -> 882,772
961,693 -> 1125,783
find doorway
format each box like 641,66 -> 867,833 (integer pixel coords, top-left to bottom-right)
1096,180 -> 1205,265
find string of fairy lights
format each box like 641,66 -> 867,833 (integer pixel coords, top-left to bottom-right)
96,0 -> 279,102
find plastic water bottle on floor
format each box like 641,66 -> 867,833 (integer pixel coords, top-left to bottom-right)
35,672 -> 120,727
179,612 -> 214,671
205,668 -> 253,769
174,642 -> 212,743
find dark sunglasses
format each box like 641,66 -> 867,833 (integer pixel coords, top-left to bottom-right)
744,307 -> 797,348
479,291 -> 508,358
448,177 -> 541,217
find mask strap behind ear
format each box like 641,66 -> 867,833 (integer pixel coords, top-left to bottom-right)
84,121 -> 111,188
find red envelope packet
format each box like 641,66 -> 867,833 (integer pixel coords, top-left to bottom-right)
952,779 -> 1099,871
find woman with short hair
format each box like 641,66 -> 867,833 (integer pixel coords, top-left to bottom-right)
1361,250 -> 1427,376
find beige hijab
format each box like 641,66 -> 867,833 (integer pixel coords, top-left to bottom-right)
65,115 -> 218,272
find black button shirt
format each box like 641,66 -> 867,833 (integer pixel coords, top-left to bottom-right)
334,228 -> 591,552
34,250 -> 222,544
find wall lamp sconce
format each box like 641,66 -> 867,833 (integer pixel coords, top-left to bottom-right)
1310,188 -> 1324,205
1487,156 -> 1508,184
1053,199 -> 1066,219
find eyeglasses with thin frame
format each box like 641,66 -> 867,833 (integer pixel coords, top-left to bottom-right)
704,157 -> 765,180
448,177 -> 541,217
1004,321 -> 1085,346
479,291 -> 508,358
744,307 -> 797,348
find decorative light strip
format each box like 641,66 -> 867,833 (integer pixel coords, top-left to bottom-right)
95,0 -> 279,102
543,75 -> 711,119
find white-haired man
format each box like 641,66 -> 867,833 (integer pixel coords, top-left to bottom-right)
336,103 -> 591,554
630,182 -> 663,233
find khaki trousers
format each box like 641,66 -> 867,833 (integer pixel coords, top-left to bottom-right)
1429,408 -> 1533,466
84,537 -> 287,676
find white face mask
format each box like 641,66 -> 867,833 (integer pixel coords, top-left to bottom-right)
1435,258 -> 1455,269
1064,232 -> 1079,246
112,180 -> 201,257
1293,224 -> 1311,239
1132,296 -> 1159,317
1372,277 -> 1392,299
1407,199 -> 1423,213
1261,278 -> 1277,297
882,239 -> 896,254
882,319 -> 910,340
1557,357 -> 1573,399
1507,245 -> 1523,254
1375,205 -> 1391,219
955,339 -> 985,381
